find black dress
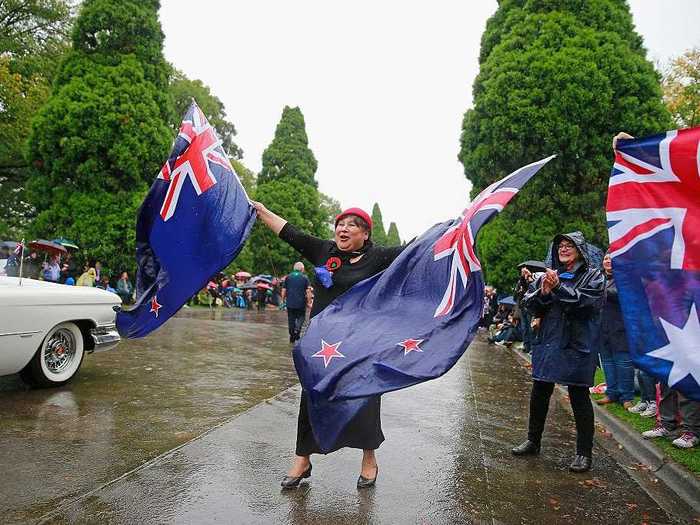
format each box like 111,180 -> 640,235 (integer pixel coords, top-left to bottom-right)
279,223 -> 404,455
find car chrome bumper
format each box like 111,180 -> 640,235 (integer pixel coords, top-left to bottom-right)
90,324 -> 121,353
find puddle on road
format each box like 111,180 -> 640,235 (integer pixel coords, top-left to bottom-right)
0,309 -> 299,523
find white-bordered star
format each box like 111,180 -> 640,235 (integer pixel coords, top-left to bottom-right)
647,303 -> 700,387
312,339 -> 345,368
397,338 -> 425,356
150,295 -> 163,318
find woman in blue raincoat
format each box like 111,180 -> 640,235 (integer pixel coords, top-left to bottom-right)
511,231 -> 605,473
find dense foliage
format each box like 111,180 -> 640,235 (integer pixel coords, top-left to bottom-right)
170,69 -> 242,159
251,106 -> 328,274
459,0 -> 672,290
662,48 -> 700,128
370,203 -> 388,246
0,0 -> 73,238
25,0 -> 174,274
386,222 -> 401,246
258,106 -> 318,187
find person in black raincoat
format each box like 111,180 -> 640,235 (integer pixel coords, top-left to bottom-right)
596,253 -> 635,408
512,231 -> 605,473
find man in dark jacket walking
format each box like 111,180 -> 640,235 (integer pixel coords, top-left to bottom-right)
512,231 -> 605,473
283,262 -> 310,342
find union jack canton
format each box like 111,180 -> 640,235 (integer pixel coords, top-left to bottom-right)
294,156 -> 555,451
607,127 -> 700,401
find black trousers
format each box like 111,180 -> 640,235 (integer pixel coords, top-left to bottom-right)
527,380 -> 594,457
287,308 -> 305,340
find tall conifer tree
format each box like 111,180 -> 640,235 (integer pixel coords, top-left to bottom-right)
252,106 -> 326,274
26,0 -> 173,273
258,106 -> 318,187
386,222 -> 401,246
459,0 -> 672,289
370,203 -> 388,246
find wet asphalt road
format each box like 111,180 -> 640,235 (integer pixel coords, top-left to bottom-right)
0,309 -> 695,524
0,308 -> 298,524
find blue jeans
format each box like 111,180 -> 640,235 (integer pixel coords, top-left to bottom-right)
637,369 -> 657,403
599,346 -> 635,402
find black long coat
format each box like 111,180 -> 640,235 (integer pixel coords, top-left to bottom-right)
601,276 -> 629,353
523,232 -> 605,387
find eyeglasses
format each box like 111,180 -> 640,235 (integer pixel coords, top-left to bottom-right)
557,243 -> 575,251
336,220 -> 361,230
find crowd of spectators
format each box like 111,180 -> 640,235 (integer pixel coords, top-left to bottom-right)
1,243 -> 135,304
480,249 -> 699,450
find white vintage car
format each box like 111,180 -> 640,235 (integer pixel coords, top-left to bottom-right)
0,276 -> 121,387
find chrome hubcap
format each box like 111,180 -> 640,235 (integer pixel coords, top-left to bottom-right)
44,328 -> 77,374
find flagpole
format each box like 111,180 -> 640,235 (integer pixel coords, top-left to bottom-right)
18,238 -> 25,286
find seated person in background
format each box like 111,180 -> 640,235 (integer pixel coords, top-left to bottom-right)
488,312 -> 521,346
116,272 -> 134,304
42,254 -> 61,282
96,275 -> 116,293
76,265 -> 96,286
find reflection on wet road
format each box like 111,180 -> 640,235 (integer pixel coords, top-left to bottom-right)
0,309 -> 298,524
1,310 -> 694,524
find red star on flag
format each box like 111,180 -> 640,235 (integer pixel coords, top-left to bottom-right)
397,338 -> 424,355
150,296 -> 163,318
312,339 -> 345,368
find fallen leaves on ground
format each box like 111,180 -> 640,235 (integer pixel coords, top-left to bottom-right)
579,478 -> 608,489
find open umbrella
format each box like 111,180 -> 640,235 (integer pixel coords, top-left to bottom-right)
0,241 -> 18,250
52,238 -> 79,250
240,282 -> 258,290
235,271 -> 252,279
251,275 -> 272,284
498,295 -> 517,306
29,239 -> 67,255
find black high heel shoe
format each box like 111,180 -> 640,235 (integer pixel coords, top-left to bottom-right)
357,466 -> 378,489
281,463 -> 312,489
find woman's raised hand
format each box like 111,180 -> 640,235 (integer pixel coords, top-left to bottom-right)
251,201 -> 287,235
612,132 -> 634,150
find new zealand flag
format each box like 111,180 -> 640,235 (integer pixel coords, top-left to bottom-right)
295,156 -> 555,451
607,127 -> 700,401
116,101 -> 256,338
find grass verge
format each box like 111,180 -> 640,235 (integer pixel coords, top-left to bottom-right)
591,368 -> 699,475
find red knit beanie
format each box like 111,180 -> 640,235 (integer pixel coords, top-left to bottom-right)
334,207 -> 373,230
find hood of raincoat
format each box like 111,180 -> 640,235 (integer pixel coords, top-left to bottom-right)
550,231 -> 590,270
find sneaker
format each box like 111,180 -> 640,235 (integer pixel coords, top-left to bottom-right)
642,426 -> 672,439
672,432 -> 699,449
494,341 -> 506,347
627,401 -> 648,414
589,383 -> 607,395
640,401 -> 657,418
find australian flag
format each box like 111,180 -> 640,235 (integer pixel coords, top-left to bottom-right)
607,127 -> 700,401
295,156 -> 555,451
116,101 -> 256,338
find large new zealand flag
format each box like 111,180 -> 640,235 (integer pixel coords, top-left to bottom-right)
607,127 -> 700,401
116,101 -> 256,338
295,156 -> 555,451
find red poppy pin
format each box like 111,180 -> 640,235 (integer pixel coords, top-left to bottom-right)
325,257 -> 342,272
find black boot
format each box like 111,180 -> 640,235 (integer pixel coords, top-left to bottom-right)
511,440 -> 540,456
568,455 -> 592,473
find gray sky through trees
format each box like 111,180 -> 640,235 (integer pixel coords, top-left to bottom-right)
161,1 -> 699,240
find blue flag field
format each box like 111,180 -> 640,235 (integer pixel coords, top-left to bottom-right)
116,101 -> 256,338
